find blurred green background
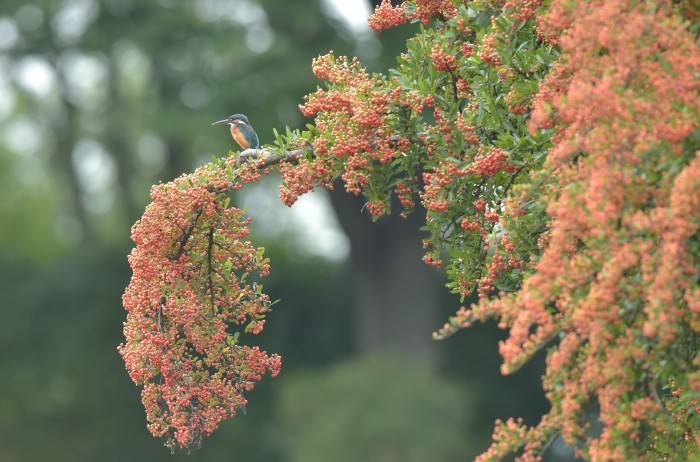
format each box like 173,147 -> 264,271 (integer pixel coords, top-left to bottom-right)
0,1 -> 564,460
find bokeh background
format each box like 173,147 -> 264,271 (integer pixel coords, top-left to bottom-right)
0,1 -> 566,460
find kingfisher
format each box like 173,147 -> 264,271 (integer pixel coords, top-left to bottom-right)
212,113 -> 260,150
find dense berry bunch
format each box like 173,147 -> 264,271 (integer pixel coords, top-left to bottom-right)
368,0 -> 407,32
431,44 -> 457,72
288,53 -> 406,212
477,33 -> 501,67
120,158 -> 280,450
369,0 -> 457,32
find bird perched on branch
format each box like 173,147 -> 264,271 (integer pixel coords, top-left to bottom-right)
212,113 -> 260,150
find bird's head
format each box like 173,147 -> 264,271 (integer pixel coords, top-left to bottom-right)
212,113 -> 251,127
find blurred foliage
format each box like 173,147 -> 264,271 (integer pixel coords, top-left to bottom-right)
0,145 -> 65,262
275,354 -> 473,462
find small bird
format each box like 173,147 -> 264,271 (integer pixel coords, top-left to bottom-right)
212,113 -> 260,150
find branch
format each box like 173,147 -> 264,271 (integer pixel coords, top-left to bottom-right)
206,226 -> 216,316
207,146 -> 310,194
170,206 -> 203,261
236,146 -> 307,167
511,63 -> 533,80
157,296 -> 166,335
447,68 -> 460,101
537,433 -> 559,458
503,164 -> 527,196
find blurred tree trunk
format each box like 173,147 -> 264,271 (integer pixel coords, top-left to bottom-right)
54,70 -> 91,242
164,140 -> 189,182
105,60 -> 139,223
312,0 -> 441,365
329,189 -> 442,366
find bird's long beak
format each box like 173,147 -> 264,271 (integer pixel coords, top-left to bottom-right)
211,119 -> 229,126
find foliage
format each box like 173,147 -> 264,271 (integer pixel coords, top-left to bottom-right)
123,0 -> 700,459
276,354 -> 473,462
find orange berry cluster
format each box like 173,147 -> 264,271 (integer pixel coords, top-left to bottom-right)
120,162 -> 280,450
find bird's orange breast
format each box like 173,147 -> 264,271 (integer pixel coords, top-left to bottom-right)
230,125 -> 250,150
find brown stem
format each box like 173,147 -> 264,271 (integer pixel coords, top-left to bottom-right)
447,68 -> 460,100
157,296 -> 166,338
503,164 -> 527,196
207,226 -> 216,316
170,206 -> 203,261
236,146 -> 307,167
537,432 -> 559,458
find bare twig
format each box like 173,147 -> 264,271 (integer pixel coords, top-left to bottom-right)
503,164 -> 527,196
157,296 -> 166,337
206,227 -> 216,316
170,206 -> 203,261
538,433 -> 559,458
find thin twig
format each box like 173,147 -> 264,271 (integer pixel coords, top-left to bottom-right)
236,146 -> 307,167
157,296 -> 166,338
206,227 -> 216,317
170,207 -> 203,261
503,164 -> 527,196
538,433 -> 559,458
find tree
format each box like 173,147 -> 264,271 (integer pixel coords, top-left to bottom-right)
120,0 -> 699,459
